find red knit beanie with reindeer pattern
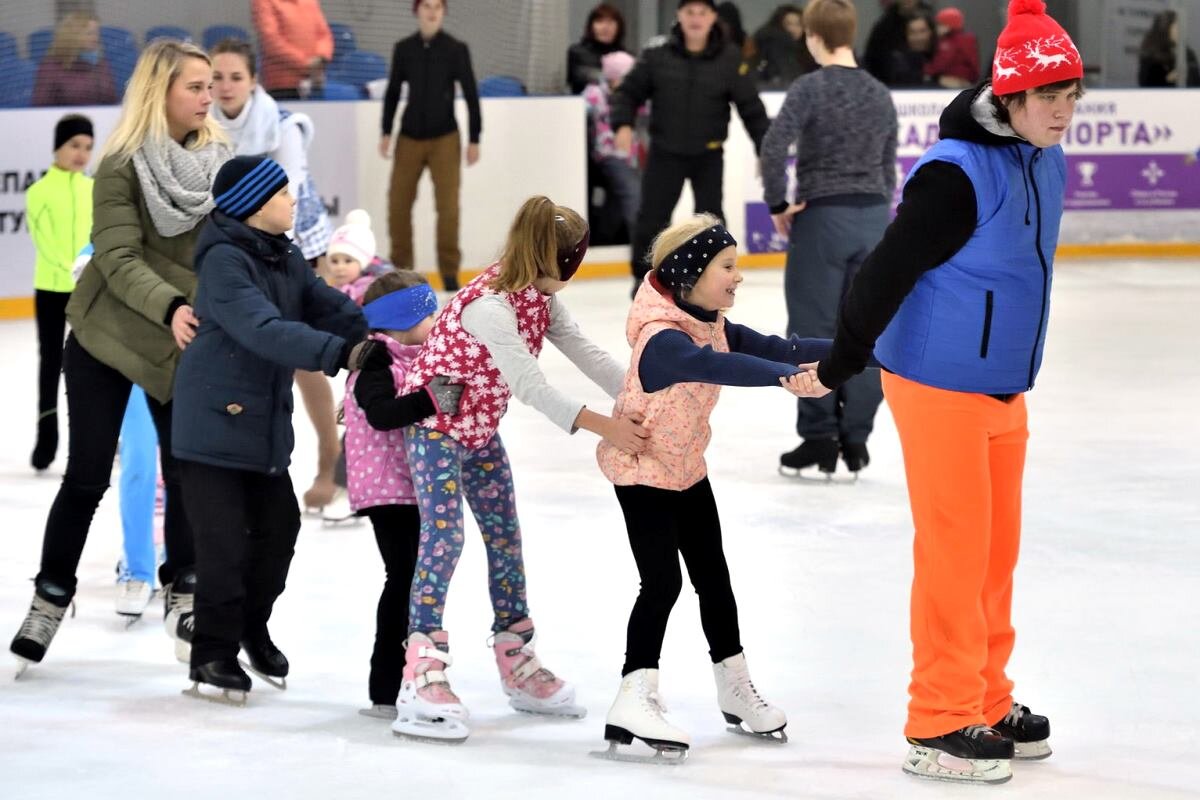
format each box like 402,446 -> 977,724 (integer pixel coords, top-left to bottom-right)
991,0 -> 1083,96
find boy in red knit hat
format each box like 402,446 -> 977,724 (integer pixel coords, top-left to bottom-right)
808,0 -> 1082,784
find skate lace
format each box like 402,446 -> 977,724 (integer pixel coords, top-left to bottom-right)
166,586 -> 194,615
1002,703 -> 1024,727
18,596 -> 68,647
729,661 -> 769,710
645,690 -> 670,716
963,724 -> 994,740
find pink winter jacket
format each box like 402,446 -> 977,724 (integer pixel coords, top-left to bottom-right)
344,334 -> 422,511
597,275 -> 728,491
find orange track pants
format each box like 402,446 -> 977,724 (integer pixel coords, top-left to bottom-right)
882,371 -> 1029,739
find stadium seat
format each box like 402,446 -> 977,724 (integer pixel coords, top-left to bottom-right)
316,80 -> 362,100
478,75 -> 526,97
100,28 -> 139,94
0,32 -> 17,62
145,25 -> 192,45
0,58 -> 35,108
329,22 -> 357,61
329,51 -> 387,87
203,25 -> 250,51
28,28 -> 53,64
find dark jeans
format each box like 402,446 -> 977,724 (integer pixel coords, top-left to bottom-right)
631,146 -> 725,282
36,334 -> 193,597
785,202 -> 889,443
614,478 -> 741,676
597,155 -> 641,239
179,460 -> 300,665
363,505 -> 421,705
34,289 -> 69,423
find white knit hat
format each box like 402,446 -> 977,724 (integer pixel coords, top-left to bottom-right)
327,208 -> 376,267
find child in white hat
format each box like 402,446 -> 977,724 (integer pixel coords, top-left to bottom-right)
328,209 -> 395,305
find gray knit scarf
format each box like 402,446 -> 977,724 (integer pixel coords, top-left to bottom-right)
132,135 -> 232,237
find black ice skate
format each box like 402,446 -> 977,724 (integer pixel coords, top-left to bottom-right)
240,635 -> 289,690
163,569 -> 195,664
184,658 -> 252,706
903,724 -> 1014,784
30,410 -> 58,471
993,702 -> 1052,760
10,581 -> 73,678
840,441 -> 870,475
778,439 -> 842,482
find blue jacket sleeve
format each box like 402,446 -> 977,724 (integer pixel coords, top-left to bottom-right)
724,321 -> 832,364
203,247 -> 349,376
639,329 -> 801,393
301,266 -> 368,345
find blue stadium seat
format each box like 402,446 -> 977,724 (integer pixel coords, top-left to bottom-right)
0,58 -> 35,108
478,75 -> 526,97
203,25 -> 250,51
0,32 -> 17,62
328,51 -> 387,87
28,28 -> 53,63
99,28 -> 139,94
317,80 -> 362,100
329,22 -> 356,60
145,25 -> 192,45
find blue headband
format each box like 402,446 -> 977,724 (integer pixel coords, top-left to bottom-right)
363,284 -> 439,331
658,223 -> 737,290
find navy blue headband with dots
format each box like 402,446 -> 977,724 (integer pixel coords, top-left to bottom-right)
659,224 -> 737,290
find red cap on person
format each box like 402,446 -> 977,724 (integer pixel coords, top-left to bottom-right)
935,8 -> 964,32
991,0 -> 1083,96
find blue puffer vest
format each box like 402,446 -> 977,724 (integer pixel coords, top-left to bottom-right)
875,112 -> 1066,394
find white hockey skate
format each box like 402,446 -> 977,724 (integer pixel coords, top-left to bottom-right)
115,578 -> 153,628
391,631 -> 470,743
359,704 -> 398,721
491,619 -> 586,718
713,653 -> 787,742
591,669 -> 689,765
902,725 -> 1014,785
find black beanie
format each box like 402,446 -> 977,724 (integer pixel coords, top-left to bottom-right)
212,156 -> 289,221
54,115 -> 93,151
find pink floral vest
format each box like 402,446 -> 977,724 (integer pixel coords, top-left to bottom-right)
597,277 -> 727,491
402,264 -> 552,450
344,335 -> 422,511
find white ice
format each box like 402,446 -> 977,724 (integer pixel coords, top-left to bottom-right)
1,262 -> 1198,800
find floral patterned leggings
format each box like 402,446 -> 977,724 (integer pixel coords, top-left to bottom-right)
404,426 -> 528,634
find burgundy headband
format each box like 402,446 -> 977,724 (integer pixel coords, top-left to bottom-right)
556,219 -> 590,281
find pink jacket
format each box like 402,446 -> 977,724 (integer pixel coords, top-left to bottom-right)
344,334 -> 422,511
402,264 -> 552,450
597,276 -> 728,491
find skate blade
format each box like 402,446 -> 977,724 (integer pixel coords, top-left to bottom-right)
902,746 -> 1012,784
589,740 -> 688,765
391,717 -> 469,744
182,682 -> 248,707
13,657 -> 33,680
778,466 -> 857,483
1015,739 -> 1052,760
359,705 -> 399,721
238,659 -> 287,691
509,699 -> 588,719
118,612 -> 143,629
321,517 -> 362,527
726,723 -> 788,744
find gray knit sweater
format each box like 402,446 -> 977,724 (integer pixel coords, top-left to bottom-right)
760,65 -> 899,210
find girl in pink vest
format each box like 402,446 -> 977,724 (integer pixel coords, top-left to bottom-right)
392,196 -> 648,743
595,214 -> 830,760
341,271 -> 465,720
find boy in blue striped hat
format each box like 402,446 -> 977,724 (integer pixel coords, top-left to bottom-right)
173,155 -> 395,703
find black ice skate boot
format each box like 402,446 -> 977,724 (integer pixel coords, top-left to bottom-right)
993,702 -> 1051,760
186,658 -> 252,706
840,441 -> 870,474
10,580 -> 73,677
903,724 -> 1014,784
779,438 -> 839,479
163,568 -> 196,664
240,633 -> 289,690
30,411 -> 58,471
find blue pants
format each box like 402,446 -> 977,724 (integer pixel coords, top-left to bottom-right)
118,387 -> 158,584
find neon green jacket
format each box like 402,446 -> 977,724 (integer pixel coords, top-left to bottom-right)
25,166 -> 93,293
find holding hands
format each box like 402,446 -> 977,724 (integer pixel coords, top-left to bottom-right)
781,363 -> 831,398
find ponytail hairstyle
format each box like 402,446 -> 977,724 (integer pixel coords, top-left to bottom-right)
492,196 -> 589,293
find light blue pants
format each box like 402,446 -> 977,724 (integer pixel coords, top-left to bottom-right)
118,386 -> 159,584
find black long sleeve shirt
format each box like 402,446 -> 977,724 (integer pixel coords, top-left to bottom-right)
353,369 -> 438,431
381,31 -> 481,143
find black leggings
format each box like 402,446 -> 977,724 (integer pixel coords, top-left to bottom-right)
614,478 -> 742,676
34,289 -> 69,423
363,505 -> 421,705
36,334 -> 194,596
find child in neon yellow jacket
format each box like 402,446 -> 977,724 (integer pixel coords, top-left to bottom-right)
26,114 -> 94,471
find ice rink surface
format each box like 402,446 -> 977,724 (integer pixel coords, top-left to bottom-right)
1,263 -> 1197,800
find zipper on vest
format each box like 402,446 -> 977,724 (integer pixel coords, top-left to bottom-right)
979,290 -> 994,358
1016,147 -> 1031,226
1027,149 -> 1049,391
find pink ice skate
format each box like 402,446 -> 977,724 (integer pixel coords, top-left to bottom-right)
491,619 -> 586,718
391,631 -> 469,743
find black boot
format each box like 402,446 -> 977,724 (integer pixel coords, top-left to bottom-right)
840,441 -> 870,473
779,438 -> 839,474
10,580 -> 72,668
240,634 -> 289,679
907,725 -> 1014,761
904,724 -> 1014,783
189,658 -> 252,692
441,275 -> 460,292
992,702 -> 1051,759
30,411 -> 58,471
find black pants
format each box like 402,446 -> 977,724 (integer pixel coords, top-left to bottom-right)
36,334 -> 194,596
631,146 -> 726,282
363,505 -> 420,705
179,460 -> 301,665
614,478 -> 741,676
34,289 -> 70,425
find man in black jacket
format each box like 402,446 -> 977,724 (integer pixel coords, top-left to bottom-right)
381,0 -> 481,292
611,0 -> 769,292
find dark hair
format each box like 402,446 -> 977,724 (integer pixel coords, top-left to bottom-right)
716,2 -> 747,47
210,38 -> 256,78
990,78 -> 1085,125
363,269 -> 430,307
412,0 -> 447,14
583,3 -> 626,50
767,4 -> 804,31
1139,10 -> 1178,65
905,12 -> 937,55
804,0 -> 856,51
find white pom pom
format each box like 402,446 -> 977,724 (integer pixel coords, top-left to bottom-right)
345,208 -> 372,229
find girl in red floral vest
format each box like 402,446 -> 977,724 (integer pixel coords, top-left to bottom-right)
391,196 -> 648,742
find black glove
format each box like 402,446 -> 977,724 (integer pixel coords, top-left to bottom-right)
343,339 -> 391,372
424,375 -> 465,416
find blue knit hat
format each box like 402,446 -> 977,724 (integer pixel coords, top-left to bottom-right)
212,156 -> 289,221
